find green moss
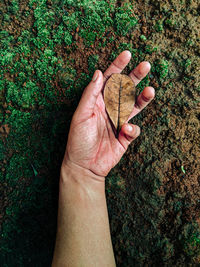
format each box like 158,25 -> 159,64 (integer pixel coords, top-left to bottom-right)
0,52 -> 15,66
153,59 -> 169,81
164,18 -> 178,29
5,109 -> 32,137
62,13 -> 79,31
185,39 -> 194,47
184,59 -> 192,69
8,0 -> 19,15
31,1 -> 57,48
165,19 -> 173,27
109,36 -> 114,43
3,13 -> 11,22
109,43 -> 134,62
114,3 -> 138,36
62,0 -> 114,47
73,72 -> 91,100
5,154 -> 33,186
58,65 -> 77,91
6,80 -> 37,108
140,35 -> 147,41
0,31 -> 14,50
182,224 -> 200,258
64,31 -> 73,46
145,44 -> 158,54
0,139 -> 6,181
80,30 -> 97,47
88,54 -> 99,74
136,74 -> 150,92
2,43 -> 64,109
155,20 -> 164,32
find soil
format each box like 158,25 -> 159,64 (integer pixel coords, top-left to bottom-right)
0,0 -> 199,266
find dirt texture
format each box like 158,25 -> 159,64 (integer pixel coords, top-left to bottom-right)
0,0 -> 200,266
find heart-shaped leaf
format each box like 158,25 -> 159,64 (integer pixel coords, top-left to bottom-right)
104,73 -> 136,136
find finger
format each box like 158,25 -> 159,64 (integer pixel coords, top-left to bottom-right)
103,50 -> 131,83
129,61 -> 151,86
74,70 -> 103,120
118,124 -> 140,151
127,86 -> 155,120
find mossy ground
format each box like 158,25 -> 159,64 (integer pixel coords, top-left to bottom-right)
0,0 -> 200,266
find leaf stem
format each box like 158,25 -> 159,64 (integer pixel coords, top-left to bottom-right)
117,78 -> 122,137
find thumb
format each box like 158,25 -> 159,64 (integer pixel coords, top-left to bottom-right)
118,123 -> 140,150
75,70 -> 103,119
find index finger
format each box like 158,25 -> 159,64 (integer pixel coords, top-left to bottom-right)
103,50 -> 131,84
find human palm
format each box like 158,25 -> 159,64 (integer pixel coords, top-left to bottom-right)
63,51 -> 155,178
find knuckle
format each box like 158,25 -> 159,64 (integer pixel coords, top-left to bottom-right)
132,70 -> 142,81
142,93 -> 151,103
135,101 -> 143,110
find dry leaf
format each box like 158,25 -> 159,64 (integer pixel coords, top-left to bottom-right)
104,73 -> 136,136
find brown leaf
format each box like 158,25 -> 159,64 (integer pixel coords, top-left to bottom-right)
104,73 -> 136,136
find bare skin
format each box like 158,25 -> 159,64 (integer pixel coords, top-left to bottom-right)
52,50 -> 155,267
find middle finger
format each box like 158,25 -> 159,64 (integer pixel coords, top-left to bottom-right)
103,50 -> 131,84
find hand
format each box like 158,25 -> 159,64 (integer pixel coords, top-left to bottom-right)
62,50 -> 155,180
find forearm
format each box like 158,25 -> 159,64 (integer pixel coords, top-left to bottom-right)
52,161 -> 116,267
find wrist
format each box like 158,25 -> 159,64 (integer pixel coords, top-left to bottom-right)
60,159 -> 106,196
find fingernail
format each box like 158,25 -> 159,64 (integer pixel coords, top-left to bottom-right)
127,125 -> 133,132
92,70 -> 99,82
147,62 -> 151,69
